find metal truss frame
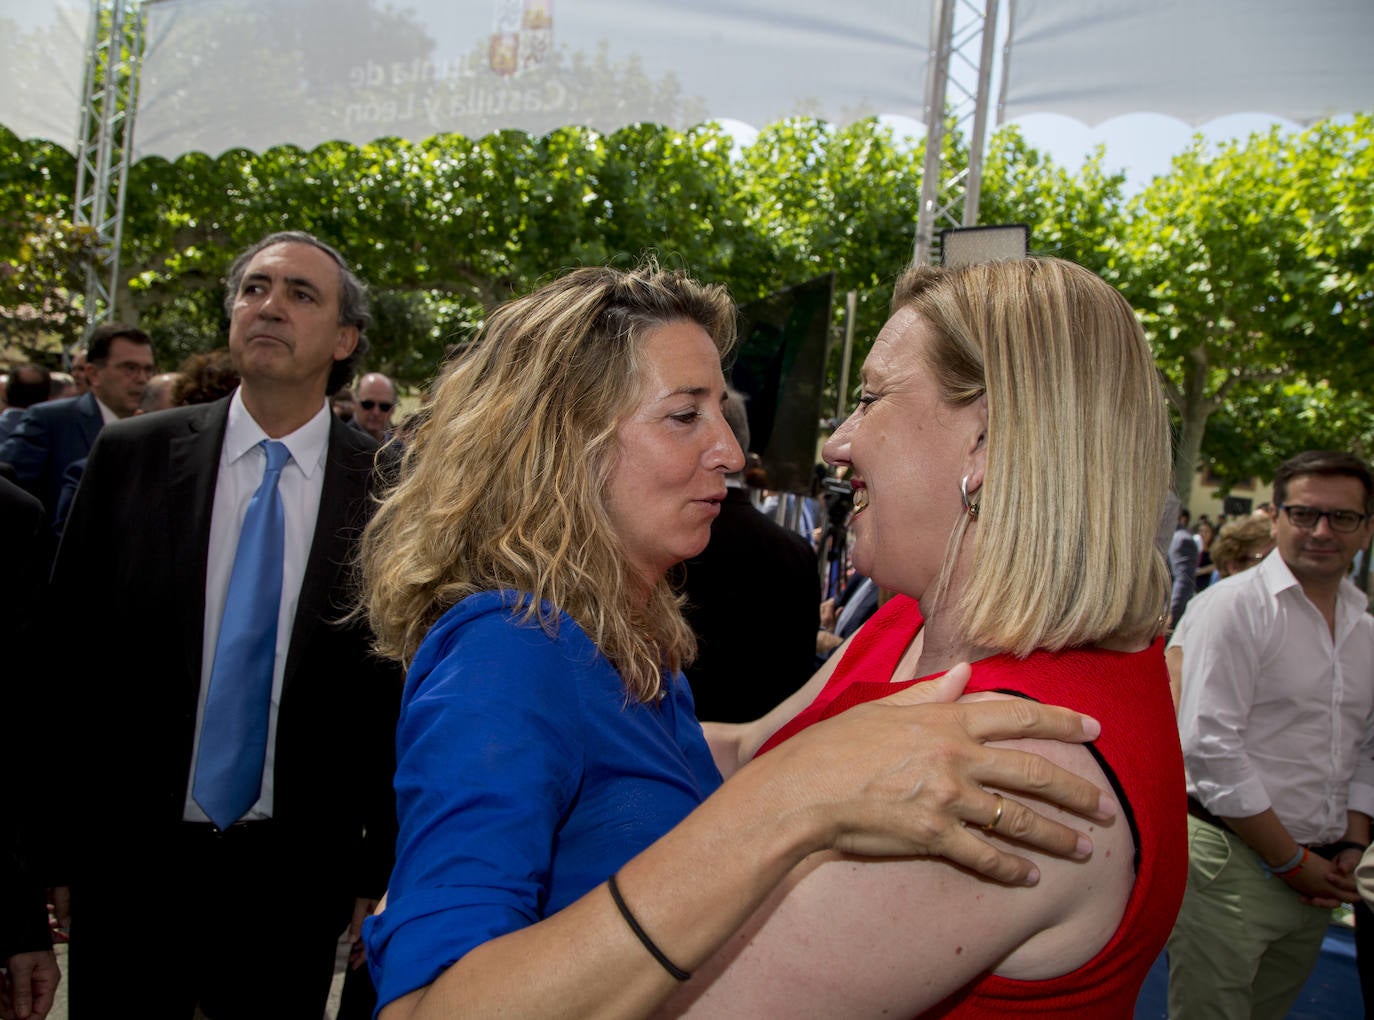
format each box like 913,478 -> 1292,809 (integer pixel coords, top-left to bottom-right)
73,0 -> 143,329
912,0 -> 999,266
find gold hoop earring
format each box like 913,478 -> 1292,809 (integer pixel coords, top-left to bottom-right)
961,475 -> 980,518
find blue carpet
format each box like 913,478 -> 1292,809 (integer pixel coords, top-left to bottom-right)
1135,923 -> 1361,1019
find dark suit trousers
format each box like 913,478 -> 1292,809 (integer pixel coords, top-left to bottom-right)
73,819 -> 351,1019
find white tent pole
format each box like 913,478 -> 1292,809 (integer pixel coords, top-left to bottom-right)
962,0 -> 1000,225
73,0 -> 142,327
913,0 -> 1000,267
913,0 -> 954,267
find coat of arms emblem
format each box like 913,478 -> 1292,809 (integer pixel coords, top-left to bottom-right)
490,0 -> 553,77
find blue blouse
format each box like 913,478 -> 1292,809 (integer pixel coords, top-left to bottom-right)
364,591 -> 723,1010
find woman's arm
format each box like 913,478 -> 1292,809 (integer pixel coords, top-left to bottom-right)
660,708 -> 1134,1018
381,672 -> 1113,1020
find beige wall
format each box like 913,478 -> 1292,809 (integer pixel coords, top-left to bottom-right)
1187,469 -> 1268,522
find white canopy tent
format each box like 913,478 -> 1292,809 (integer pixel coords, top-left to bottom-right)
7,0 -> 1369,154
0,2 -> 93,149
0,0 -> 1370,312
132,0 -> 930,158
1001,0 -> 1374,127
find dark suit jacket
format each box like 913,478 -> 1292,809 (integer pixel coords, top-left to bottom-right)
681,487 -> 820,723
51,458 -> 85,539
0,478 -> 52,959
0,391 -> 103,521
1169,526 -> 1199,625
48,396 -> 401,897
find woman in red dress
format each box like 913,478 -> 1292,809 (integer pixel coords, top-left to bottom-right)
667,257 -> 1186,1018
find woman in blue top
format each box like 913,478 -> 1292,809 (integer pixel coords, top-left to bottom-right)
358,263 -> 1111,1018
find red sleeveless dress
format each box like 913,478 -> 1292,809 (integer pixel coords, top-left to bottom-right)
758,595 -> 1186,1018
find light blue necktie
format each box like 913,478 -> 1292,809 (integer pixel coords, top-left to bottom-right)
193,439 -> 291,830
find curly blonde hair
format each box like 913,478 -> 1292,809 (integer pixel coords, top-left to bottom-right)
894,257 -> 1171,655
360,263 -> 737,702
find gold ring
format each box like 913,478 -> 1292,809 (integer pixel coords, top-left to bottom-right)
983,793 -> 1005,833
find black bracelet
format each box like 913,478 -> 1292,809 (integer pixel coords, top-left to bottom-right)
607,873 -> 691,981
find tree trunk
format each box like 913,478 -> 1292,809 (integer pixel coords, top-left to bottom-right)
1172,342 -> 1215,512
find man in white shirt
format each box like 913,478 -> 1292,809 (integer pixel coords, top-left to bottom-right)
1169,450 -> 1374,1020
47,232 -> 402,1017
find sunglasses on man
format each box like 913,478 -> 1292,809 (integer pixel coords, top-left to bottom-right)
360,400 -> 394,412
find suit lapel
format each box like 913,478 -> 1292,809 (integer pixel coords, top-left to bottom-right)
169,399 -> 230,689
284,418 -> 372,690
77,392 -> 103,450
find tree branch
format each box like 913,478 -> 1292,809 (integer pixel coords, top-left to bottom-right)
1214,364 -> 1290,402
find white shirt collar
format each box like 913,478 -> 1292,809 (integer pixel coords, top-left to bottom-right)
1262,544 -> 1368,618
93,395 -> 120,426
1257,547 -> 1300,596
222,387 -> 331,479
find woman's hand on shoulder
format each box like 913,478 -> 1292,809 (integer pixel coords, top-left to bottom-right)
664,685 -> 1128,1018
751,663 -> 1112,886
664,704 -> 1131,1019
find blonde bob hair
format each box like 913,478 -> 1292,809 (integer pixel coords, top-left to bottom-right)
896,257 -> 1170,655
360,263 -> 737,702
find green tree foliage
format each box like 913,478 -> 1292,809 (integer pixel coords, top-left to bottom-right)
0,130 -> 88,355
1109,117 -> 1374,507
979,126 -> 1127,270
735,118 -> 929,411
2,112 -> 1371,496
738,119 -> 1131,413
89,124 -> 761,382
1,118 -> 943,396
1204,378 -> 1374,490
0,214 -> 99,357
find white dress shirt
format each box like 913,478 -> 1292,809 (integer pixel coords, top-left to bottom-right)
184,388 -> 331,822
1178,549 -> 1374,844
93,395 -> 119,425
1168,578 -> 1226,654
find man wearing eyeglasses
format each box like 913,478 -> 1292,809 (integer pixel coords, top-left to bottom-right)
0,323 -> 154,522
1169,450 -> 1374,1020
354,372 -> 398,442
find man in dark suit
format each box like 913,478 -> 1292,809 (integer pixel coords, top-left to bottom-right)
682,387 -> 820,723
0,476 -> 61,1020
47,232 -> 402,1017
1168,506 -> 1199,628
0,324 -> 154,521
0,364 -> 51,445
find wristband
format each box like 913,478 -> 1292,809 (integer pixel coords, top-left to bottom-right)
1269,846 -> 1308,877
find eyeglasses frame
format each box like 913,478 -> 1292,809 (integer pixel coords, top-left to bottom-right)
1276,503 -> 1371,534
